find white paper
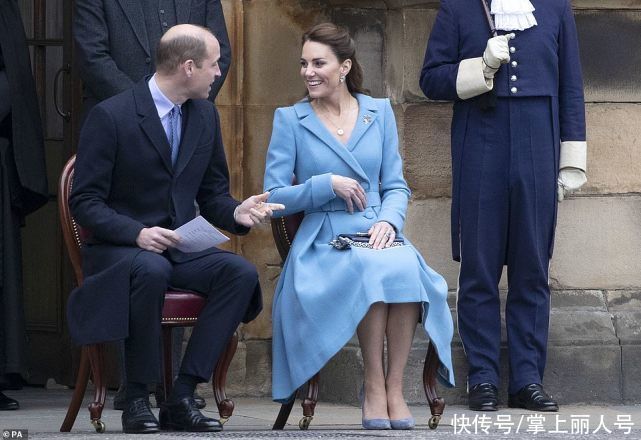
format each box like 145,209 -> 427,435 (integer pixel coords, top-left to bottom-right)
174,216 -> 229,253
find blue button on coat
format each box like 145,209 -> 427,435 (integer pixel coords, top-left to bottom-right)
263,94 -> 455,402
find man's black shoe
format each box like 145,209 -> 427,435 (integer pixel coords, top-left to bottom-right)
193,392 -> 206,410
159,397 -> 222,432
508,383 -> 559,412
121,398 -> 160,434
154,385 -> 205,410
0,391 -> 19,410
468,383 -> 498,411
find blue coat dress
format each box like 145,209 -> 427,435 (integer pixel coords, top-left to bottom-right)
263,94 -> 455,402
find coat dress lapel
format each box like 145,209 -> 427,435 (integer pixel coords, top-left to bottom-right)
346,94 -> 379,152
116,0 -> 151,56
294,94 -> 380,182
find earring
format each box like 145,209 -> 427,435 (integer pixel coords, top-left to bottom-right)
339,74 -> 346,83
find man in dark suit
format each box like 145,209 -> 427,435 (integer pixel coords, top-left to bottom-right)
0,0 -> 49,411
69,24 -> 281,433
74,0 -> 233,409
74,0 -> 231,113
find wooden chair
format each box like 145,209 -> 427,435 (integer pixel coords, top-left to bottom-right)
270,212 -> 445,430
58,155 -> 238,433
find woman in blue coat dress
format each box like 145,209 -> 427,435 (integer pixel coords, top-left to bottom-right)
420,0 -> 587,412
264,23 -> 454,430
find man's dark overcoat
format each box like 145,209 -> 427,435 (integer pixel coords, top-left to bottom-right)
67,78 -> 262,346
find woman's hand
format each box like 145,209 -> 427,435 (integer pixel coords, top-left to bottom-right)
331,175 -> 367,213
368,221 -> 396,250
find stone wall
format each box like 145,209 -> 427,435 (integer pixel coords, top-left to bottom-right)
209,0 -> 641,405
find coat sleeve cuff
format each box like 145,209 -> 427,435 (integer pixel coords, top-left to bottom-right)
310,173 -> 336,207
560,141 -> 587,171
456,57 -> 493,100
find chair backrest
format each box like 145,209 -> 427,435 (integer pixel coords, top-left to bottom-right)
269,177 -> 306,261
270,211 -> 304,262
58,155 -> 84,285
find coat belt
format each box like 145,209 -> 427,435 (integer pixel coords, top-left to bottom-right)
305,192 -> 381,214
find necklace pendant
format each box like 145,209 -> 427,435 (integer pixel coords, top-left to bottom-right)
337,128 -> 345,136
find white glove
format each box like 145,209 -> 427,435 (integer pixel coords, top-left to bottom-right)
482,34 -> 514,78
557,168 -> 587,201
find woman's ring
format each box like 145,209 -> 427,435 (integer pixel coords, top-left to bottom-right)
385,231 -> 392,237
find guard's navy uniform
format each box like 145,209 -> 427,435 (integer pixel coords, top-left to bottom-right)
420,0 -> 586,393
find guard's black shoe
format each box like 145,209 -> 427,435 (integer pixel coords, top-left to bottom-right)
193,392 -> 206,409
159,397 -> 222,432
121,398 -> 160,434
468,383 -> 498,411
0,391 -> 19,410
508,383 -> 559,412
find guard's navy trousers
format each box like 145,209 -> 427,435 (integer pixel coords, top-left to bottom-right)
456,96 -> 557,394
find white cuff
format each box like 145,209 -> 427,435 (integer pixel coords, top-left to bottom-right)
233,205 -> 240,223
560,141 -> 587,171
456,57 -> 493,100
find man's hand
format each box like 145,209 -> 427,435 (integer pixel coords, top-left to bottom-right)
331,175 -> 367,213
482,34 -> 514,78
136,227 -> 180,253
234,192 -> 285,227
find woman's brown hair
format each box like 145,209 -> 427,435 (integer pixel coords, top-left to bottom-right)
302,22 -> 368,96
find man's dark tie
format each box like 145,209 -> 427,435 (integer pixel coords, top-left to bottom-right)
168,105 -> 181,165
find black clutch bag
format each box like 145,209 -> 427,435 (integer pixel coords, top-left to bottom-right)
329,232 -> 404,250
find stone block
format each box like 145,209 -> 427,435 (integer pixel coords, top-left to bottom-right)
551,290 -> 607,310
384,8 -> 436,102
576,10 -> 641,102
549,310 -> 618,346
583,104 -> 641,195
622,345 -> 641,403
329,8 -> 386,97
606,290 -> 641,310
545,344 -> 622,403
244,0 -> 327,105
613,311 -> 641,344
404,198 -> 458,287
242,105 -> 278,196
244,339 -> 273,395
550,197 -> 641,289
401,103 -> 453,198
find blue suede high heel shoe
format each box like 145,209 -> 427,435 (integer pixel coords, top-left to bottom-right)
359,384 -> 391,430
390,417 -> 415,430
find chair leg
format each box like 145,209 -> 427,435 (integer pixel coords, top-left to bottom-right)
272,398 -> 296,430
162,326 -> 174,403
212,331 -> 238,424
86,344 -> 107,433
423,341 -> 445,429
298,373 -> 319,430
60,347 -> 91,432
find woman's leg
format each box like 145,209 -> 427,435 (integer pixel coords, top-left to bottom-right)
385,302 -> 420,420
357,302 -> 389,420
